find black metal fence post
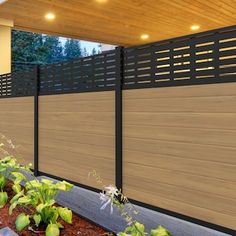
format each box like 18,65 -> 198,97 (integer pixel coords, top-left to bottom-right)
115,46 -> 123,190
34,65 -> 40,176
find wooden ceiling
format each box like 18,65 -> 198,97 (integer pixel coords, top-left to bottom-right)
0,0 -> 236,46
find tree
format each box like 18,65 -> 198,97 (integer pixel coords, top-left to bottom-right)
91,48 -> 97,55
12,30 -> 100,66
82,47 -> 88,57
12,30 -> 64,64
12,30 -> 47,63
64,39 -> 83,60
43,36 -> 63,63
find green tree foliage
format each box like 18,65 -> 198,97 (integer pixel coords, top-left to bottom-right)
64,39 -> 83,60
12,30 -> 94,65
12,30 -> 47,63
43,36 -> 63,63
91,48 -> 97,55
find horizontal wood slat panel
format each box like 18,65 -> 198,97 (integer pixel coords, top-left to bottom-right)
124,150 -> 236,183
0,97 -> 34,166
123,83 -> 236,99
124,112 -> 236,130
124,137 -> 236,165
39,92 -> 115,188
123,84 -> 236,230
125,165 -> 236,216
123,186 -> 236,230
124,125 -> 236,148
124,95 -> 236,113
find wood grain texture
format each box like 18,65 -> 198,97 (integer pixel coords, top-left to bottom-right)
0,97 -> 34,166
123,83 -> 236,230
39,92 -> 115,188
0,0 -> 236,45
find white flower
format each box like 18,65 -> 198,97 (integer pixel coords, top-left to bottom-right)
100,192 -> 114,214
104,185 -> 119,198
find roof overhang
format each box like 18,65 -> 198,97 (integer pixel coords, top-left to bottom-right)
0,0 -> 235,46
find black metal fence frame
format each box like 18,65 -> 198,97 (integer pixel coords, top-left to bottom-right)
1,26 -> 236,235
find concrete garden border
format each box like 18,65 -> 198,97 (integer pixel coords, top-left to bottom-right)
40,176 -> 231,236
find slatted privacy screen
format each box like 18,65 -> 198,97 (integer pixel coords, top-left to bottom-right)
40,49 -> 119,95
0,73 -> 12,97
0,70 -> 35,98
123,26 -> 236,88
11,70 -> 36,97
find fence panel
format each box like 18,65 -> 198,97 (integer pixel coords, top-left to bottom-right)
122,27 -> 236,231
0,96 -> 34,166
123,83 -> 236,230
37,49 -> 120,188
0,71 -> 35,166
38,91 -> 115,188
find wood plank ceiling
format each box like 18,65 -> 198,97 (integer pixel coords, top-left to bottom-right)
0,0 -> 236,46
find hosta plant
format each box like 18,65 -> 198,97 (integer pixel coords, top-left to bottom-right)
118,223 -> 170,236
0,172 -> 7,208
10,178 -> 73,236
0,142 -> 32,208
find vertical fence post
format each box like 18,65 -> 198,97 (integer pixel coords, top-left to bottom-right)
34,65 -> 40,176
115,46 -> 123,190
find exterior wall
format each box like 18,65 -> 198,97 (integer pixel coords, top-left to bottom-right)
38,92 -> 115,188
101,43 -> 116,52
123,83 -> 236,230
0,25 -> 11,74
0,97 -> 34,166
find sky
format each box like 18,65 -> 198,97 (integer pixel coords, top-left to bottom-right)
60,36 -> 101,54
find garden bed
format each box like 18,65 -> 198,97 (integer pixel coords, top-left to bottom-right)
0,182 -> 114,236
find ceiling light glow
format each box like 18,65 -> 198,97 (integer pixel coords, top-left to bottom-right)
190,25 -> 200,31
95,0 -> 108,3
141,34 -> 149,40
45,13 -> 56,21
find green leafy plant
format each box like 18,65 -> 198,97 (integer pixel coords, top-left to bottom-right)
10,178 -> 73,235
117,224 -> 170,236
151,226 -> 171,236
89,170 -> 171,236
0,141 -> 32,208
0,134 -> 75,236
15,213 -> 30,231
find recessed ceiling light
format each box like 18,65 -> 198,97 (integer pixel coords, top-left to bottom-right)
141,34 -> 149,40
95,0 -> 108,3
45,13 -> 56,21
190,25 -> 200,31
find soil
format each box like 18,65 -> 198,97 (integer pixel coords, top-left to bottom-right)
0,182 -> 114,236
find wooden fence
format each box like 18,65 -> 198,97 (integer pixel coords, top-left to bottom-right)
0,25 -> 236,235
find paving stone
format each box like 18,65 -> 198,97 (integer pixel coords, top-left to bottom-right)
0,227 -> 18,236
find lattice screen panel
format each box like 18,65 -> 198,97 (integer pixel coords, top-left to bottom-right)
40,49 -> 119,95
123,27 -> 236,88
0,73 -> 12,97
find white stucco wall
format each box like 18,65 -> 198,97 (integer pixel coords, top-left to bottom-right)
0,19 -> 13,74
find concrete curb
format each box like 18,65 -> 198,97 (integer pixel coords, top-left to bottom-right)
40,176 -> 232,236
